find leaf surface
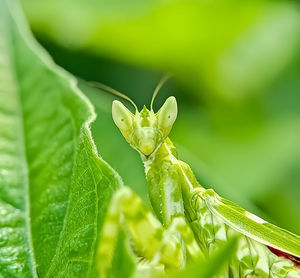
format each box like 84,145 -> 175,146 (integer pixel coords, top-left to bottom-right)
0,0 -> 122,277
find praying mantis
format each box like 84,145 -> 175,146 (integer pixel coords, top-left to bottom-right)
96,77 -> 300,278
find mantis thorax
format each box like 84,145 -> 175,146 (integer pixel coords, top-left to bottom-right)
112,96 -> 177,157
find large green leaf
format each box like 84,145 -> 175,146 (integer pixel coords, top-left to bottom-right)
0,0 -> 122,277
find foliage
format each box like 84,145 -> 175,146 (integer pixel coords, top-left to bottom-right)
20,0 -> 300,96
0,0 -> 121,276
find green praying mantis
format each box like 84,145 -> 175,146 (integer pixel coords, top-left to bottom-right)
96,77 -> 300,278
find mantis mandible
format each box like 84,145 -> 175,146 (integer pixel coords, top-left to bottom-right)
96,77 -> 300,278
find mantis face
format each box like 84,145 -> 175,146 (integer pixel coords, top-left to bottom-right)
112,96 -> 177,157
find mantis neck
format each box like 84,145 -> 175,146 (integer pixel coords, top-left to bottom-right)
142,138 -> 202,227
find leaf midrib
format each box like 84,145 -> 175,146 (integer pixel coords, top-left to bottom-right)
6,3 -> 38,276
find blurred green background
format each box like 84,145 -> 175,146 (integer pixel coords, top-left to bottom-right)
20,0 -> 300,234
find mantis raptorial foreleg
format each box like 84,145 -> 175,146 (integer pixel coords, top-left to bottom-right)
97,187 -> 203,277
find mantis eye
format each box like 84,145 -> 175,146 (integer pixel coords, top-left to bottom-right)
157,96 -> 177,129
112,100 -> 133,132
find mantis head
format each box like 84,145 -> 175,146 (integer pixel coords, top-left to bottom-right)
112,96 -> 177,157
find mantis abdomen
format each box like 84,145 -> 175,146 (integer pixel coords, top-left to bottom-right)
191,194 -> 299,277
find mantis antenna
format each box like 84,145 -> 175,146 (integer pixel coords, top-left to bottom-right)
150,73 -> 172,111
87,81 -> 138,112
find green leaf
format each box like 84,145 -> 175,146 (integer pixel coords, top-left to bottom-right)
0,0 -> 122,277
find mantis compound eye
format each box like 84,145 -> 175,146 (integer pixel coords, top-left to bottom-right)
112,100 -> 133,136
157,96 -> 178,131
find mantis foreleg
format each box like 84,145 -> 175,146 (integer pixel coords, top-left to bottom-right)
97,187 -> 203,277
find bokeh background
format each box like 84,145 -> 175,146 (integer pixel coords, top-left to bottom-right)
20,0 -> 300,234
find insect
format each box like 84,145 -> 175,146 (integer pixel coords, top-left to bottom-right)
96,77 -> 300,277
